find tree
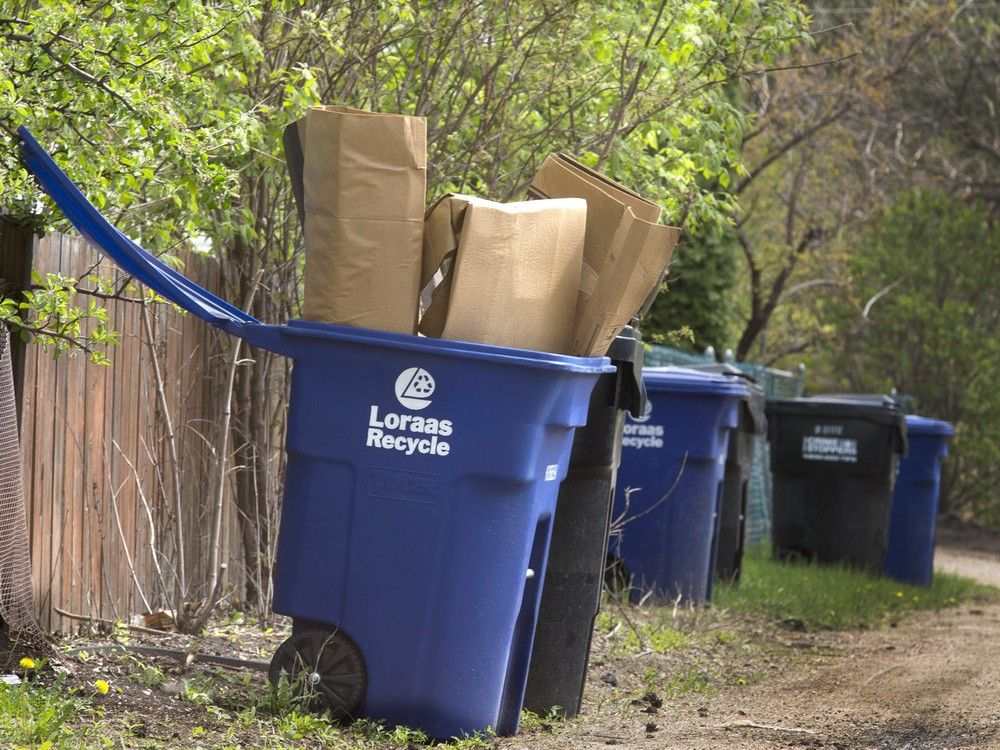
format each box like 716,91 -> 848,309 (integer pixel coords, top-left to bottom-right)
644,224 -> 738,353
0,0 -> 258,358
726,0 -> 995,364
1,1 -> 265,628
831,189 -> 1000,524
837,1 -> 1000,210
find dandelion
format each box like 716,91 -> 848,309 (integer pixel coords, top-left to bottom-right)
18,657 -> 36,670
94,679 -> 110,695
894,591 -> 904,598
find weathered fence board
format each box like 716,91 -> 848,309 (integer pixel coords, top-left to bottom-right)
9,230 -> 245,632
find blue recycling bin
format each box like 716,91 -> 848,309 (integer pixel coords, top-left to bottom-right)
610,367 -> 747,603
882,415 -> 955,586
19,128 -> 613,739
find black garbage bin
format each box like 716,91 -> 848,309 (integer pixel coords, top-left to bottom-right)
766,395 -> 907,572
523,327 -> 645,718
688,364 -> 766,585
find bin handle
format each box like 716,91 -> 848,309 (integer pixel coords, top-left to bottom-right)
17,127 -> 259,331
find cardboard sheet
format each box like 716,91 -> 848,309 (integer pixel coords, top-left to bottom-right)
421,194 -> 586,354
293,105 -> 426,334
529,154 -> 681,356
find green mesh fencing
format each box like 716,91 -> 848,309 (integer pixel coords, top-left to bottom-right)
642,344 -> 715,367
641,346 -> 806,547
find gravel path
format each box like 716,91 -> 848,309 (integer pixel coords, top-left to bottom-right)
935,545 -> 1000,588
516,542 -> 1000,750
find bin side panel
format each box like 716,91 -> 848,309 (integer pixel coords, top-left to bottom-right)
771,464 -> 898,572
523,374 -> 624,719
612,390 -> 739,603
354,474 -> 537,735
883,431 -> 950,586
768,410 -> 902,477
767,408 -> 904,572
613,456 -> 726,602
714,441 -> 752,582
272,338 -> 599,738
273,456 -> 355,623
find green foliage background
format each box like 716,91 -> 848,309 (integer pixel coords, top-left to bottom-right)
645,224 -> 738,353
0,0 -> 259,242
1,0 -> 810,359
820,189 -> 1000,524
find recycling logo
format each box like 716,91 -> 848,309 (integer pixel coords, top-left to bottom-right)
631,399 -> 653,423
395,367 -> 435,410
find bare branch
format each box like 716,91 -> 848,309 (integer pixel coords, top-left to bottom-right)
862,273 -> 910,319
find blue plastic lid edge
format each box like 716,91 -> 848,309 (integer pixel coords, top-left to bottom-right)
17,126 -> 257,329
279,321 -> 614,373
905,415 -> 956,436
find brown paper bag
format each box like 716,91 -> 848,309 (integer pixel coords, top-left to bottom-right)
529,154 -> 681,356
420,194 -> 586,354
296,105 -> 426,333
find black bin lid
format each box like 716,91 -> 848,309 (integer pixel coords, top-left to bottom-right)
766,394 -> 907,454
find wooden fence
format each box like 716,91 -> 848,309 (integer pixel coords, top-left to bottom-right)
2,226 -> 245,632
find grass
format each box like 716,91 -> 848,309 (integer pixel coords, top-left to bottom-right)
594,608 -> 692,656
122,653 -> 166,687
0,650 -> 513,750
0,676 -> 91,749
659,667 -> 715,699
714,548 -> 999,630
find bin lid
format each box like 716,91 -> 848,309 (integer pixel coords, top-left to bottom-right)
811,393 -> 901,407
685,361 -> 750,379
18,127 -> 260,333
766,394 -> 903,422
642,366 -> 750,398
685,362 -> 766,434
766,395 -> 908,454
282,319 -> 614,373
905,414 -> 955,437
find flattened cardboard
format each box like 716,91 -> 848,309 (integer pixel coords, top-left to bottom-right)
421,194 -> 586,354
529,154 -> 681,356
296,105 -> 426,333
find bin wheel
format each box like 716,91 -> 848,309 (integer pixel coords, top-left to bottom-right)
268,628 -> 366,721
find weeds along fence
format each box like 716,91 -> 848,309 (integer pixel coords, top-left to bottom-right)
1,226 -> 261,632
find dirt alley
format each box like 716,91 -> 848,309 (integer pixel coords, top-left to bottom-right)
510,532 -> 1000,750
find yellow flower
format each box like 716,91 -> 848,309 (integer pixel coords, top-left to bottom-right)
894,591 -> 904,598
18,657 -> 36,670
94,679 -> 110,695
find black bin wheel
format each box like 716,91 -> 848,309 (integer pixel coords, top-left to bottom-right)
268,628 -> 366,721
